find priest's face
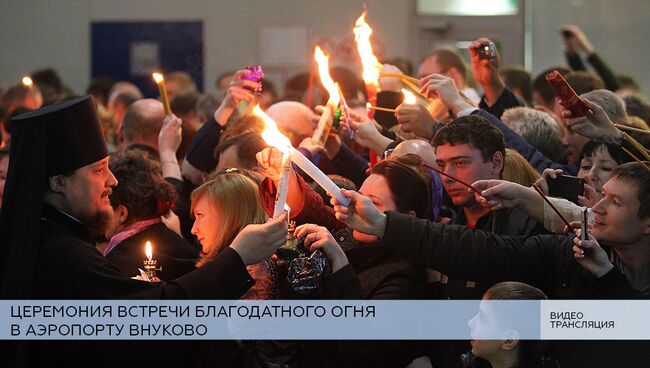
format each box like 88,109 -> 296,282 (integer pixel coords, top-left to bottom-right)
61,157 -> 118,234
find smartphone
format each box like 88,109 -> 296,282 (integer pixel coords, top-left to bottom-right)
547,174 -> 585,204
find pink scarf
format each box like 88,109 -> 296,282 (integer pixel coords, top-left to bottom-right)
103,218 -> 161,256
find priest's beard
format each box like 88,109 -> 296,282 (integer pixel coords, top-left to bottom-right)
83,208 -> 113,240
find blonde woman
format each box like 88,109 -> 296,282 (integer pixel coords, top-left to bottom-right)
502,148 -> 541,188
191,170 -> 277,300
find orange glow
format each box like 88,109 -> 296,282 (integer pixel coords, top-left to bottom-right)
152,73 -> 164,84
22,76 -> 33,87
353,10 -> 382,87
252,105 -> 292,153
314,46 -> 340,106
401,89 -> 417,105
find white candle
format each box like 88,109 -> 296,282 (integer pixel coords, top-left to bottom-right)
272,152 -> 291,218
289,147 -> 350,206
312,104 -> 335,146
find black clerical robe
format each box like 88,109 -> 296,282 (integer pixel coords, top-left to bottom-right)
22,205 -> 253,367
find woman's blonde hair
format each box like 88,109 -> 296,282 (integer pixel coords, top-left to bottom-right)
502,148 -> 541,187
191,171 -> 268,267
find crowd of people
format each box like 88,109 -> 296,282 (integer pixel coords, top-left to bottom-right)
0,24 -> 649,367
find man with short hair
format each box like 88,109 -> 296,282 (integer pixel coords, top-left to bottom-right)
119,98 -> 165,154
501,107 -> 564,162
266,101 -> 317,147
107,82 -> 142,130
433,115 -> 541,235
500,66 -> 532,106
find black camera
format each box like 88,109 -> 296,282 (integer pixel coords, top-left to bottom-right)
477,42 -> 497,60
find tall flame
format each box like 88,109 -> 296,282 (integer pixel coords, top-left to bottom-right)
353,10 -> 382,87
145,241 -> 152,261
314,46 -> 340,106
252,105 -> 292,154
152,73 -> 164,83
401,89 -> 417,105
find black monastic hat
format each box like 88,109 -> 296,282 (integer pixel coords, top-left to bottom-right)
10,95 -> 108,175
0,95 -> 108,298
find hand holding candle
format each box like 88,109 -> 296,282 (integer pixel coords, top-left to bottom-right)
152,73 -> 172,116
254,105 -> 350,206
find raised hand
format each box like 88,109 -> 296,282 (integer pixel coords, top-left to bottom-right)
255,147 -> 286,183
419,73 -> 472,116
330,189 -> 386,238
158,114 -> 182,155
578,176 -> 601,208
561,25 -> 595,55
471,179 -> 528,211
379,64 -> 403,92
562,99 -> 622,139
214,69 -> 258,125
230,213 -> 288,265
468,38 -> 504,105
572,225 -> 613,278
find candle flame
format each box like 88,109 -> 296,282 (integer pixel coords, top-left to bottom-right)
401,89 -> 417,105
314,46 -> 340,106
22,77 -> 33,87
152,73 -> 164,84
353,10 -> 382,87
252,105 -> 292,154
145,241 -> 152,261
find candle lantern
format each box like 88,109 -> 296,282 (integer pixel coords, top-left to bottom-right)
143,241 -> 162,282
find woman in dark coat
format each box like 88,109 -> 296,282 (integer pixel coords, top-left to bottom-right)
258,151 -> 438,366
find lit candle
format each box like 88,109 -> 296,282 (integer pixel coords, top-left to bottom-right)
284,203 -> 291,222
312,47 -> 341,146
152,73 -> 172,116
354,10 -> 382,103
22,76 -> 33,88
272,152 -> 291,218
255,105 -> 351,206
145,241 -> 153,261
354,10 -> 382,167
